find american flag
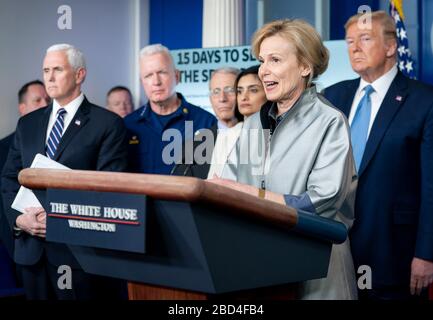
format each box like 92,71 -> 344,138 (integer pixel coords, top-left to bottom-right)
389,0 -> 416,79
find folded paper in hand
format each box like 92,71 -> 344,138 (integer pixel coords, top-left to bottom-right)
11,153 -> 70,213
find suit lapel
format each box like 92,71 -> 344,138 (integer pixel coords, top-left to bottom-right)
338,79 -> 360,118
39,105 -> 53,154
53,98 -> 90,161
358,72 -> 408,176
211,123 -> 218,143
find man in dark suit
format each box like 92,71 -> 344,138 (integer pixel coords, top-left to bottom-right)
0,135 -> 15,259
323,11 -> 433,300
0,80 -> 50,297
106,85 -> 134,118
171,67 -> 241,179
0,80 -> 50,260
1,44 -> 128,299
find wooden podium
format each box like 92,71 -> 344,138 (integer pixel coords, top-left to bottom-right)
19,168 -> 347,300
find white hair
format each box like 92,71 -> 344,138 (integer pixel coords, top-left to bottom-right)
211,67 -> 240,79
46,43 -> 86,71
209,67 -> 240,88
139,43 -> 175,70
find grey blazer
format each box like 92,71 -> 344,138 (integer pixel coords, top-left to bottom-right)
225,87 -> 358,299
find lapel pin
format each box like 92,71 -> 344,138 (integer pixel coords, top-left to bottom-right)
75,119 -> 81,126
129,136 -> 139,145
395,95 -> 402,102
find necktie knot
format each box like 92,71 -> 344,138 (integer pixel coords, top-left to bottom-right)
363,84 -> 374,96
46,108 -> 67,159
57,108 -> 67,117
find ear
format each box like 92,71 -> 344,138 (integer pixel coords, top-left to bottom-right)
385,38 -> 398,58
75,67 -> 87,84
18,103 -> 26,116
300,64 -> 312,78
140,74 -> 146,88
174,69 -> 180,85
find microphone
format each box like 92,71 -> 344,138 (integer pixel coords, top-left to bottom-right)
170,163 -> 192,176
182,164 -> 192,176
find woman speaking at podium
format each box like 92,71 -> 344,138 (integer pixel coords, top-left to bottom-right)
208,19 -> 358,300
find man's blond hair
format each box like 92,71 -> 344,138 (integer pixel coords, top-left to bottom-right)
345,10 -> 397,41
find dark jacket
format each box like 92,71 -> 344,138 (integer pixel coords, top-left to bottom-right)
1,98 -> 128,267
323,72 -> 433,287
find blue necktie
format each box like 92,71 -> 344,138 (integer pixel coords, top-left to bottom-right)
46,108 -> 67,159
351,85 -> 374,172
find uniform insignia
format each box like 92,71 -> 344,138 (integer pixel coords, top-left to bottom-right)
129,135 -> 139,144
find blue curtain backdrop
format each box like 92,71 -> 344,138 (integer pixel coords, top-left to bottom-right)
420,0 -> 433,85
330,0 -> 379,40
150,0 -> 203,50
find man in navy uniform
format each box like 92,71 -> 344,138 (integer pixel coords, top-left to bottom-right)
124,44 -> 216,175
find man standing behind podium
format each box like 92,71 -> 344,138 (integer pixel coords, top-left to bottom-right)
125,44 -> 216,175
323,11 -> 433,299
1,80 -> 50,261
1,44 -> 128,299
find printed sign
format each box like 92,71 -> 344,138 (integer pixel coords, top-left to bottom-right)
171,46 -> 258,114
46,189 -> 146,253
171,41 -> 358,113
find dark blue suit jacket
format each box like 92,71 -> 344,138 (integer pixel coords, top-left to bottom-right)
323,72 -> 433,287
1,98 -> 128,268
0,133 -> 14,258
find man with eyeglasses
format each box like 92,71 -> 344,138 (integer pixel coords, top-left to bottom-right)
209,67 -> 241,130
172,67 -> 241,179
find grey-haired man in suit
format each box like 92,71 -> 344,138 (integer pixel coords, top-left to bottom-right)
1,44 -> 128,299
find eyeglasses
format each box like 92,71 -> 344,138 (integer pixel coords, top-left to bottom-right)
209,86 -> 236,96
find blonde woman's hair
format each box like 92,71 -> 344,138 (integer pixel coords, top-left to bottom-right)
251,19 -> 329,86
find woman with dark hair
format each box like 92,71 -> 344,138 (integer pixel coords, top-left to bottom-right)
208,65 -> 267,179
234,65 -> 267,120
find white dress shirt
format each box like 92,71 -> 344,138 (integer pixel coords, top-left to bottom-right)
208,121 -> 243,180
217,120 -> 229,131
45,93 -> 84,143
348,65 -> 398,137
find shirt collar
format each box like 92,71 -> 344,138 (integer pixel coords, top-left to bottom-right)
217,120 -> 228,130
267,102 -> 288,135
268,86 -> 316,121
52,92 -> 84,115
268,102 -> 281,120
139,92 -> 188,121
359,64 -> 398,99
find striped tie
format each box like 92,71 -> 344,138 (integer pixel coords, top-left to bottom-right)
46,108 -> 67,159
